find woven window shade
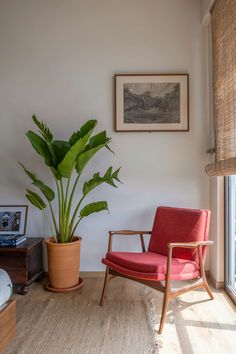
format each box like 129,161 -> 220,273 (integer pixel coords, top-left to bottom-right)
206,0 -> 236,176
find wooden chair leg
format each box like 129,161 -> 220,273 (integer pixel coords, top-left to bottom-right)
203,279 -> 214,300
158,287 -> 171,334
99,266 -> 110,306
159,246 -> 173,334
197,246 -> 214,300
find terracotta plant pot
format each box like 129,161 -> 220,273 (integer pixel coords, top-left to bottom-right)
44,237 -> 81,290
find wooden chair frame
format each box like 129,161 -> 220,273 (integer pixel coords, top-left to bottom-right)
99,230 -> 214,334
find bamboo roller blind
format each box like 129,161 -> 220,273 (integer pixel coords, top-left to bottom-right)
206,0 -> 236,176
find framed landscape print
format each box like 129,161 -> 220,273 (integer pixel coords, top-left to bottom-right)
0,205 -> 28,235
115,74 -> 189,132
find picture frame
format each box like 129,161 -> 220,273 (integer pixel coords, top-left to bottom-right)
0,205 -> 28,235
115,73 -> 189,132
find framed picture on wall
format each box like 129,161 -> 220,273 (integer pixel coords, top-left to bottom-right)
115,74 -> 189,132
0,205 -> 28,235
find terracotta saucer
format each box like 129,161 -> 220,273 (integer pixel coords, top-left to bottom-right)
44,277 -> 84,292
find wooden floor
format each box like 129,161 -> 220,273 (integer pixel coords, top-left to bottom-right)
5,277 -> 236,354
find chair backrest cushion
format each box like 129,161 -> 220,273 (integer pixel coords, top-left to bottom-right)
148,206 -> 210,262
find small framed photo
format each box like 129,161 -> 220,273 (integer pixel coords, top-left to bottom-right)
0,205 -> 28,235
115,74 -> 189,132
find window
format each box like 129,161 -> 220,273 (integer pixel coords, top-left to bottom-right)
225,176 -> 236,303
206,0 -> 236,176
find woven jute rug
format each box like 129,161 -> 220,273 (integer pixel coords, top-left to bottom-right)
5,278 -> 236,354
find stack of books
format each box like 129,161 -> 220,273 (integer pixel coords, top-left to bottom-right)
0,234 -> 27,247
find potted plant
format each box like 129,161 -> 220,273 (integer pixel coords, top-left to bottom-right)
20,116 -> 121,291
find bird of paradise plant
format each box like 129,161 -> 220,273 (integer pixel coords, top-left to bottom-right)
20,116 -> 121,243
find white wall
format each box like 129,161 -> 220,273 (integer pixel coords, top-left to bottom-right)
0,0 -> 210,271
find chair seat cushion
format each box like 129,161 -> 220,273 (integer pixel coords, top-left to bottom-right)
103,251 -> 199,281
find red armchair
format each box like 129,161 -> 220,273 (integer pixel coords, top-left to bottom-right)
99,206 -> 214,333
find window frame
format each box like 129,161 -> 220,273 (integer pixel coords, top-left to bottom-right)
225,176 -> 236,303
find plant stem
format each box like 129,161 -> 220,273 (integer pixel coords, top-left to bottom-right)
66,173 -> 80,228
60,179 -> 65,239
60,179 -> 65,208
63,176 -> 71,241
68,195 -> 85,237
65,175 -> 71,210
70,217 -> 83,240
55,179 -> 62,242
43,210 -> 57,242
49,202 -> 59,236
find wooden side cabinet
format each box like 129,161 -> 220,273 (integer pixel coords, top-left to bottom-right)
0,300 -> 16,353
0,238 -> 44,294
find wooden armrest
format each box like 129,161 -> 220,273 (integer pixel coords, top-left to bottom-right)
109,230 -> 152,236
108,230 -> 151,252
165,240 -> 214,283
168,240 -> 214,249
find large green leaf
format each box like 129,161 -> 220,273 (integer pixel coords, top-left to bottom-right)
111,168 -> 122,184
32,115 -> 53,143
83,167 -> 122,196
83,172 -> 103,196
80,201 -> 108,218
69,120 -> 97,146
76,131 -> 111,176
19,162 -> 37,182
76,145 -> 104,176
102,167 -> 116,187
31,116 -> 60,167
19,163 -> 55,201
51,140 -> 70,165
84,131 -> 111,151
26,189 -> 46,210
58,120 -> 97,178
26,131 -> 52,165
32,180 -> 55,201
50,167 -> 62,180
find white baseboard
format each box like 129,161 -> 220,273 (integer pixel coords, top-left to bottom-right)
207,271 -> 224,289
80,271 -> 225,288
80,271 -> 105,278
47,270 -> 224,288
